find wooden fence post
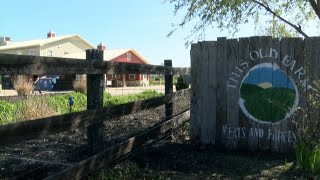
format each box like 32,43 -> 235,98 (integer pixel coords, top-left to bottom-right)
86,49 -> 104,154
164,60 -> 173,121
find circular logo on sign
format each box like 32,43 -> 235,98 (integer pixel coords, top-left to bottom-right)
239,63 -> 299,124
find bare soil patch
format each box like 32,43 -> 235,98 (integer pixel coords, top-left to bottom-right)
90,124 -> 311,179
0,95 -> 190,179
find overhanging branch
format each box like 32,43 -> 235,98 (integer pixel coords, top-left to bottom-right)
308,0 -> 320,20
251,0 -> 309,38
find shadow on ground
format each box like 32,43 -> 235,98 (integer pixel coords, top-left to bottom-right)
110,142 -> 308,179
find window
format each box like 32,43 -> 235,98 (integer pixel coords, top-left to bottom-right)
47,50 -> 53,57
29,49 -> 34,56
112,74 -> 121,78
129,74 -> 135,80
16,51 -> 22,55
126,52 -> 132,61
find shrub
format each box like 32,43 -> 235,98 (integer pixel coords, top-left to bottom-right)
13,75 -> 33,95
293,80 -> 320,175
175,75 -> 189,91
16,96 -> 56,121
73,79 -> 87,94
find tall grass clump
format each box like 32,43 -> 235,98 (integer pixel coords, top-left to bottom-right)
73,79 -> 87,94
16,96 -> 56,121
293,80 -> 320,175
0,100 -> 16,125
13,75 -> 33,95
296,142 -> 320,175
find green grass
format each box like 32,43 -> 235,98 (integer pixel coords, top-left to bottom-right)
295,141 -> 320,175
104,90 -> 163,107
0,100 -> 16,125
47,92 -> 87,114
0,90 -> 163,125
240,83 -> 296,123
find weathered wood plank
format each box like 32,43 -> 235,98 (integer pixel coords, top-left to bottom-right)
190,43 -> 202,143
45,110 -> 190,180
200,42 -> 210,143
0,90 -> 190,145
207,41 -> 217,144
270,38 -> 281,152
216,37 -> 228,148
257,36 -> 273,151
305,37 -> 320,81
0,54 -> 174,75
278,37 -> 295,153
247,36 -> 261,151
237,37 -> 250,151
226,38 -> 239,149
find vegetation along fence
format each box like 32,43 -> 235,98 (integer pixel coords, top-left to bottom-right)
0,50 -> 191,179
191,36 -> 320,153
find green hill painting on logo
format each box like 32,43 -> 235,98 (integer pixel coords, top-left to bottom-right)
239,63 -> 298,123
240,84 -> 296,122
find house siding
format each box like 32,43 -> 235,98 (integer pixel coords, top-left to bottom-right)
0,46 -> 41,56
106,51 -> 149,87
40,38 -> 92,57
110,51 -> 145,64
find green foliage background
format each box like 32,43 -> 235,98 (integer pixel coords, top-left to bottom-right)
0,90 -> 163,126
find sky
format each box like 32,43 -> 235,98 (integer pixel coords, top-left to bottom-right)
243,66 -> 295,89
0,0 -> 319,67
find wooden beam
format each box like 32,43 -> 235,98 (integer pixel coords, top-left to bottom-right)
0,89 -> 190,145
0,54 -> 176,75
86,49 -> 105,154
45,110 -> 190,180
165,60 -> 173,121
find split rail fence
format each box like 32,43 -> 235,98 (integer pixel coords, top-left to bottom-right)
0,50 -> 191,179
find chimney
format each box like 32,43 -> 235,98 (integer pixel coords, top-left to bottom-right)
0,37 -> 11,46
47,30 -> 56,38
97,42 -> 106,50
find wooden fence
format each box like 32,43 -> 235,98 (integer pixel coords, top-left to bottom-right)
191,36 -> 320,152
0,50 -> 191,179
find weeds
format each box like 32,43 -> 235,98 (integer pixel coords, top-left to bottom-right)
295,141 -> 320,175
13,75 -> 33,96
0,100 -> 16,125
293,80 -> 320,176
15,96 -> 56,121
0,90 -> 164,125
73,79 -> 87,94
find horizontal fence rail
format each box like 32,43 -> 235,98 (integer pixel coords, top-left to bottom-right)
0,89 -> 190,145
0,54 -> 190,75
45,110 -> 190,180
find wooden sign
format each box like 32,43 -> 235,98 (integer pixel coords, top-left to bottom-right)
190,36 -> 320,152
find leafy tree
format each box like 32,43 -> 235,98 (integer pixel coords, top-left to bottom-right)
166,0 -> 320,42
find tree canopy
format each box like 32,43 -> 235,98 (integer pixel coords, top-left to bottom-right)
166,0 -> 320,42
